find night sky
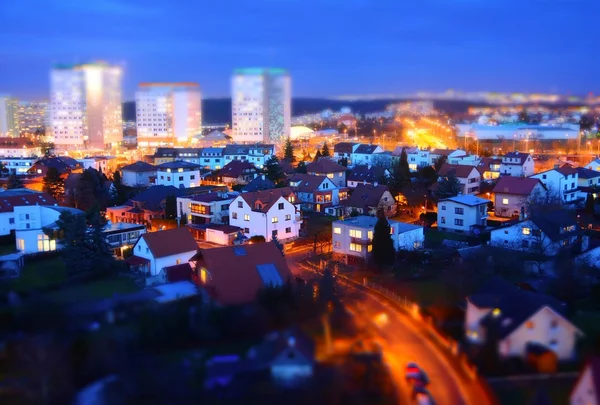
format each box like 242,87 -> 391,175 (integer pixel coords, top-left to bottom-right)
1,0 -> 597,100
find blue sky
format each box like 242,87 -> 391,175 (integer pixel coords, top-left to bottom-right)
0,0 -> 597,100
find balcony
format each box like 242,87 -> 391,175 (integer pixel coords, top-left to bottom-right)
350,236 -> 371,245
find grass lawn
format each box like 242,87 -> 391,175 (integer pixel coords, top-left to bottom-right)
492,377 -> 574,405
0,256 -> 67,294
44,276 -> 140,304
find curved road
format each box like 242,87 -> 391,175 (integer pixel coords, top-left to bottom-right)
286,248 -> 494,405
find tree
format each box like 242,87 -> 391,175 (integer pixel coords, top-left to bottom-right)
433,155 -> 447,173
69,168 -> 109,211
284,137 -> 295,162
5,172 -> 24,189
419,165 -> 438,185
164,194 -> 177,219
249,235 -> 266,244
0,162 -> 8,177
111,170 -> 128,205
339,157 -> 348,167
263,155 -> 286,186
313,149 -> 322,162
399,148 -> 411,178
271,234 -> 284,256
42,167 -> 64,201
518,108 -> 530,124
321,142 -> 330,157
295,161 -> 307,174
371,210 -> 396,270
434,171 -> 462,200
586,193 -> 595,214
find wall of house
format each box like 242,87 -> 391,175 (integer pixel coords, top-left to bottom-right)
373,191 -> 397,216
494,193 -> 527,217
464,300 -> 492,342
156,169 -> 200,188
490,220 -> 564,256
229,196 -> 300,242
396,227 -> 425,250
205,229 -> 231,245
332,222 -> 370,259
177,197 -> 232,224
0,211 -> 16,236
122,170 -> 155,187
438,201 -> 487,232
531,170 -> 579,202
498,307 -> 579,360
569,366 -> 595,405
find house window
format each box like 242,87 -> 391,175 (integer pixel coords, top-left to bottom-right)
455,207 -> 464,215
146,247 -> 149,253
272,216 -> 279,223
278,202 -> 284,210
244,227 -> 249,233
390,227 -> 395,234
549,339 -> 558,346
178,176 -> 183,181
368,245 -> 373,252
441,217 -> 446,224
526,321 -> 534,329
327,173 -> 334,179
285,214 -> 291,221
441,205 -> 446,211
349,229 -> 362,238
542,174 -> 547,179
334,241 -> 341,248
333,227 -> 341,235
550,320 -> 558,329
244,214 -> 250,221
238,201 -> 243,208
349,243 -> 362,252
176,259 -> 181,265
9,218 -> 14,224
272,230 -> 278,237
138,245 -> 141,251
502,198 -> 509,205
454,219 -> 463,226
285,227 -> 291,233
221,204 -> 228,211
522,227 -> 531,235
16,238 -> 25,251
232,212 -> 238,219
368,231 -> 373,240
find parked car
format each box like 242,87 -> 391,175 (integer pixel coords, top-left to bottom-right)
405,362 -> 429,385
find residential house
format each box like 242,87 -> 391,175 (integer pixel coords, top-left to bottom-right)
288,173 -> 348,214
28,156 -> 83,176
306,158 -> 347,187
333,142 -> 359,166
346,165 -> 388,188
404,147 -> 430,172
352,144 -> 385,167
14,205 -> 81,253
199,147 -> 225,170
228,187 -> 301,243
0,138 -> 42,157
186,223 -> 243,246
449,154 -> 481,166
437,195 -> 489,233
126,227 -> 198,279
489,210 -> 581,256
465,278 -> 581,361
530,165 -> 579,203
77,156 -> 116,173
576,167 -> 600,200
223,144 -> 275,169
332,215 -> 424,261
0,189 -> 56,236
0,157 -> 37,175
107,185 -> 186,226
194,130 -> 232,147
242,174 -> 275,192
430,149 -> 467,165
499,152 -> 535,177
146,148 -> 202,165
103,221 -> 146,258
585,158 -> 600,172
437,164 -> 481,195
477,157 -> 502,181
342,184 -> 397,217
569,358 -> 600,405
216,160 -> 258,186
120,161 -> 156,187
492,176 -> 546,217
177,191 -> 237,225
191,242 -> 292,305
155,161 -> 201,188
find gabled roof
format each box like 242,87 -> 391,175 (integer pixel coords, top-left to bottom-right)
128,185 -> 186,211
242,175 -> 275,192
354,144 -> 380,154
29,156 -> 82,174
333,142 -> 358,154
218,160 -> 257,178
572,357 -> 600,401
493,176 -> 544,195
556,165 -> 578,176
156,160 -> 202,170
288,173 -> 331,193
347,165 -> 386,183
192,242 -> 292,305
502,152 -> 531,165
477,157 -> 502,173
343,183 -> 390,211
576,167 -> 600,179
431,148 -> 464,157
239,187 -> 295,213
440,195 -> 490,207
437,163 -> 479,178
200,130 -> 232,142
529,209 -> 579,242
139,227 -> 198,258
306,158 -> 346,174
187,192 -> 236,203
121,161 -> 156,173
0,190 -> 57,213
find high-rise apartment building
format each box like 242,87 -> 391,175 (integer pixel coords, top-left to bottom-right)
231,68 -> 291,144
18,102 -> 48,136
135,83 -> 201,147
50,62 -> 123,149
0,96 -> 20,137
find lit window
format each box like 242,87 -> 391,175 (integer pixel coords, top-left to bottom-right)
526,321 -> 534,329
368,231 -> 373,240
349,229 -> 362,238
492,308 -> 501,317
244,214 -> 250,221
522,227 -> 531,235
502,198 -> 509,205
350,243 -> 362,252
272,216 -> 278,223
334,227 -> 341,234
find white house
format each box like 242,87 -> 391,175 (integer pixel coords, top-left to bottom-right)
352,144 -> 385,167
0,189 -> 57,236
126,227 -> 199,277
103,221 -> 146,257
332,215 -> 424,261
14,205 -> 82,254
120,161 -> 156,187
155,160 -> 201,188
492,176 -> 547,218
342,184 -> 397,217
199,147 -> 225,170
570,358 -> 600,405
177,191 -> 237,225
576,167 -> 600,200
0,157 -> 37,175
465,278 -> 582,361
436,164 -> 481,195
333,142 -> 359,166
430,149 -> 466,165
585,158 -> 600,172
489,210 -> 581,257
0,138 -> 42,157
306,158 -> 347,188
288,173 -> 348,214
228,187 -> 302,243
450,154 -> 481,166
437,195 -> 489,233
223,144 -> 275,169
530,165 -> 580,203
499,152 -> 534,177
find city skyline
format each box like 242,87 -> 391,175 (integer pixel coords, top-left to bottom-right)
1,0 -> 599,100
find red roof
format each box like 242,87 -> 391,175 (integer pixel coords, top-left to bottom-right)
493,176 -> 544,195
437,163 -> 479,178
306,158 -> 346,174
139,227 -> 198,258
192,242 -> 292,305
126,255 -> 150,266
0,191 -> 57,213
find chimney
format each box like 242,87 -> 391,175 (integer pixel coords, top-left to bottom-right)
519,206 -> 525,221
554,163 -> 560,170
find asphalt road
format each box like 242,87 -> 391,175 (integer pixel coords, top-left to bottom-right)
286,251 -> 493,405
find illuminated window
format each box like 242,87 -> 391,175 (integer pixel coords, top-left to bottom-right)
37,234 -> 56,252
502,198 -> 509,205
244,214 -> 250,221
272,216 -> 278,223
368,231 -> 373,240
333,227 -> 341,234
522,227 -> 531,235
285,214 -> 291,221
526,321 -> 534,329
200,268 -> 209,284
368,245 -> 372,252
349,229 -> 362,238
349,243 -> 362,252
492,308 -> 501,317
